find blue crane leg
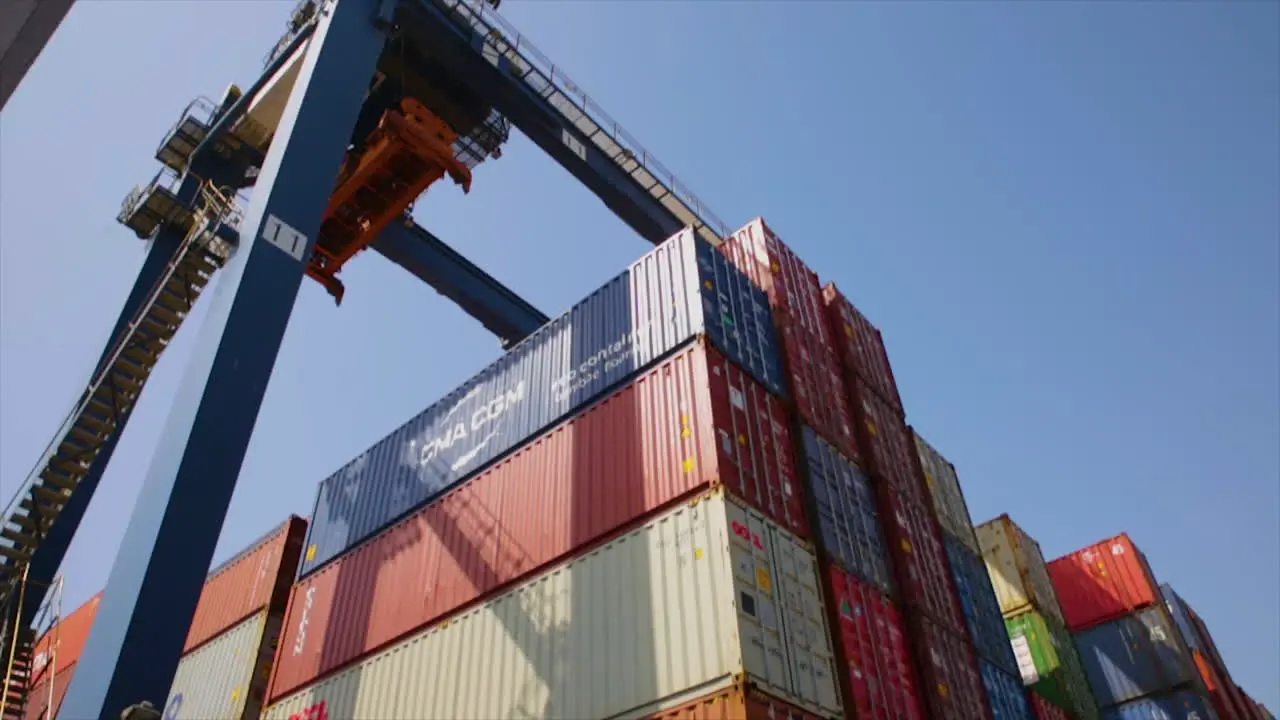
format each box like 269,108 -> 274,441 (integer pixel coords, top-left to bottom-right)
58,1 -> 387,716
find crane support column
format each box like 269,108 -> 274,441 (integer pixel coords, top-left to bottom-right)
59,0 -> 387,715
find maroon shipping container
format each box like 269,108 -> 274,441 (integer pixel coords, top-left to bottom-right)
268,338 -> 804,700
1047,533 -> 1159,632
906,610 -> 992,720
822,283 -> 903,413
186,515 -> 308,652
825,562 -> 925,720
723,219 -> 859,461
880,485 -> 966,632
848,378 -> 928,506
1028,690 -> 1071,720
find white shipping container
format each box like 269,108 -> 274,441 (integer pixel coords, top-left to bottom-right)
912,430 -> 980,554
163,611 -> 282,720
974,514 -> 1066,624
264,490 -> 842,720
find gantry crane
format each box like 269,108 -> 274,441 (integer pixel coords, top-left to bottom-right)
0,0 -> 733,716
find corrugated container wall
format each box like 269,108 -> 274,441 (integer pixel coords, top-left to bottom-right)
721,219 -> 858,462
1100,691 -> 1214,720
31,591 -> 100,679
266,491 -> 843,720
825,563 -> 925,720
21,664 -> 75,720
270,340 -> 806,699
300,227 -> 786,576
1163,585 -> 1240,720
849,379 -> 928,506
164,611 -> 281,720
1006,610 -> 1100,720
981,659 -> 1035,720
801,425 -> 893,594
1181,592 -> 1252,720
1029,691 -> 1072,720
913,430 -> 980,555
632,685 -> 832,720
821,283 -> 903,413
1074,605 -> 1200,709
1047,533 -> 1159,633
975,515 -> 1065,624
186,515 -> 306,652
944,532 -> 1021,676
880,485 -> 966,633
906,611 -> 992,720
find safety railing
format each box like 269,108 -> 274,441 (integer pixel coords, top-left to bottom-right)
432,0 -> 732,243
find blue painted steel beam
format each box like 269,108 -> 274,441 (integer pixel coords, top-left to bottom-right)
0,0 -> 76,111
373,222 -> 548,347
395,0 -> 688,246
59,0 -> 388,714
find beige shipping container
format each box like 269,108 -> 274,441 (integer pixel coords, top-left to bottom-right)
911,430 -> 980,553
162,611 -> 282,720
974,514 -> 1065,623
264,489 -> 843,720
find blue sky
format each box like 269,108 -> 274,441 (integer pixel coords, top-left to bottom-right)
2,0 -> 1276,710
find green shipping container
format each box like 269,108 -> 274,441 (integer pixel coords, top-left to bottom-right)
1006,610 -> 1100,720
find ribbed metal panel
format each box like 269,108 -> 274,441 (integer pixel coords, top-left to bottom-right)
980,658 -> 1035,720
265,491 -> 842,720
975,515 -> 1064,624
913,431 -> 979,555
163,612 -> 278,720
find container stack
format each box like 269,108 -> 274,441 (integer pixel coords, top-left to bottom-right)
1163,584 -> 1254,720
1047,533 -> 1214,719
974,514 -> 1099,720
821,277 -> 990,718
263,227 -> 844,719
16,515 -> 306,720
722,219 -> 923,719
914,433 -> 1033,720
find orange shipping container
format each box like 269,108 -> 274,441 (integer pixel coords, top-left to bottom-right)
20,663 -> 75,720
638,684 -> 835,720
1046,532 -> 1159,632
184,515 -> 307,652
30,591 -> 101,679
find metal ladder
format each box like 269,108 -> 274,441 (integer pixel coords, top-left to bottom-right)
1,570 -> 63,720
0,181 -> 241,641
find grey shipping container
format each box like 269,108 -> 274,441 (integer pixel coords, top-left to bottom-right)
1075,606 -> 1200,709
163,611 -> 281,720
799,425 -> 893,594
300,227 -> 786,576
1100,690 -> 1215,720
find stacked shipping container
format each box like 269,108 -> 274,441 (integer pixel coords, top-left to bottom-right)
16,516 -> 306,720
976,514 -> 1100,720
914,432 -> 1031,720
1048,534 -> 1214,719
1163,584 -> 1249,720
265,227 -> 845,718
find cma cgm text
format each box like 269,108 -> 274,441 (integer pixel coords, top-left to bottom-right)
412,383 -> 527,468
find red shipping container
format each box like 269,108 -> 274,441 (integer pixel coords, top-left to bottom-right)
1047,533 -> 1159,632
185,515 -> 308,652
21,662 -> 75,720
30,591 -> 100,679
1028,690 -> 1071,720
822,283 -> 903,413
723,220 -> 859,461
880,485 -> 966,632
849,378 -> 928,506
906,610 -> 992,720
639,683 -> 831,720
268,338 -> 804,700
826,562 -> 925,720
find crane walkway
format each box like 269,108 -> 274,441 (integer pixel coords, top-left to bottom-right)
0,181 -> 240,622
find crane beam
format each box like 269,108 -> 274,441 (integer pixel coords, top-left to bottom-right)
58,1 -> 388,715
372,221 -> 548,348
0,0 -> 76,111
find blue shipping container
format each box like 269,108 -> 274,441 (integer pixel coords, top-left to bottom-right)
800,425 -> 893,594
1100,691 -> 1215,720
1076,606 -> 1199,709
1160,585 -> 1205,657
981,658 -> 1035,720
298,227 -> 787,576
944,530 -> 1021,676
